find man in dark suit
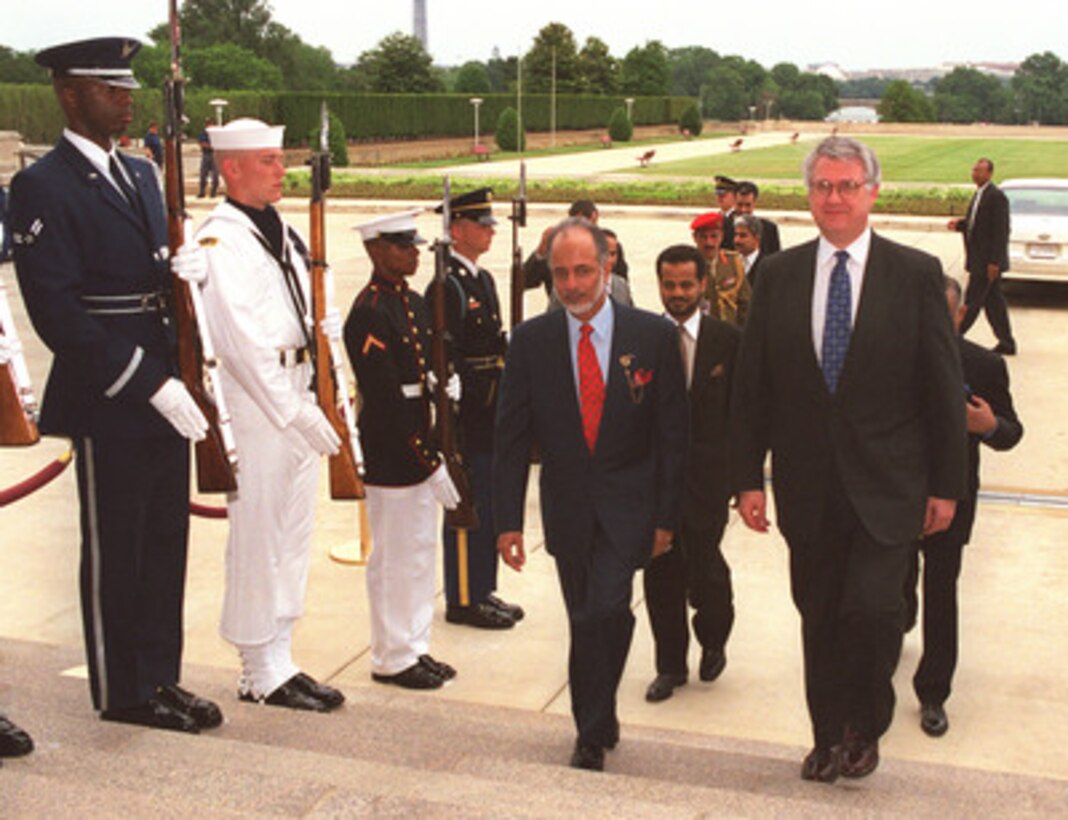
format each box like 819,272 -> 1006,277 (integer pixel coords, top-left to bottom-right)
494,218 -> 688,771
904,275 -> 1022,738
10,38 -> 222,734
714,175 -> 738,250
949,158 -> 1015,355
732,136 -> 967,783
736,181 -> 782,256
733,213 -> 765,288
643,245 -> 739,703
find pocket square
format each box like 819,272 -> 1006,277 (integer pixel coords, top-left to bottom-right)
709,363 -> 725,379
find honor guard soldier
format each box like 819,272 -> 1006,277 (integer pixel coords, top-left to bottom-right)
191,118 -> 345,712
425,187 -> 523,629
714,175 -> 739,250
691,211 -> 751,327
9,37 -> 222,733
344,210 -> 462,689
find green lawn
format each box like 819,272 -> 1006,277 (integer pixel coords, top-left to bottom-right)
627,136 -> 1068,183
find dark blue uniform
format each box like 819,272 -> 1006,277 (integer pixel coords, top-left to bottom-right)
10,137 -> 189,712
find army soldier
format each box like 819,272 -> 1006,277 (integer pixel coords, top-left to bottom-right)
193,118 -> 345,712
425,188 -> 523,629
714,175 -> 739,250
10,37 -> 221,733
691,211 -> 751,327
344,210 -> 461,689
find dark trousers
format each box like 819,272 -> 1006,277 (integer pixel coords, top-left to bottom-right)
787,486 -> 911,748
905,533 -> 965,707
555,528 -> 636,748
74,435 -> 189,711
442,449 -> 498,606
643,513 -> 732,674
198,153 -> 218,197
960,270 -> 1014,348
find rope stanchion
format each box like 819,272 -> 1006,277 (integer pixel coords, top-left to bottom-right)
0,447 -> 74,507
189,500 -> 228,519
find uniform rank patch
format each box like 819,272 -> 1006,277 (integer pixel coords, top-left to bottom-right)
362,334 -> 387,356
199,237 -> 219,247
12,218 -> 44,246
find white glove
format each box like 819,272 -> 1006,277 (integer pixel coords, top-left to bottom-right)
0,334 -> 11,365
428,463 -> 460,510
427,370 -> 462,402
172,222 -> 208,284
320,307 -> 342,343
292,403 -> 341,455
150,378 -> 208,441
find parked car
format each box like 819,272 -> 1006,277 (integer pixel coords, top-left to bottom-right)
1001,178 -> 1068,282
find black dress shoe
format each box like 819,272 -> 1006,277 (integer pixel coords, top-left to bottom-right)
445,602 -> 515,629
699,648 -> 727,682
156,684 -> 223,729
290,672 -> 345,710
419,654 -> 457,680
486,593 -> 525,622
371,662 -> 444,690
570,740 -> 605,771
239,677 -> 334,712
840,727 -> 879,778
101,697 -> 200,734
920,703 -> 949,737
800,745 -> 840,783
645,672 -> 687,703
0,714 -> 34,757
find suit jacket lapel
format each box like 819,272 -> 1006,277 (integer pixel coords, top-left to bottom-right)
551,308 -> 586,450
787,240 -> 824,391
58,139 -> 146,233
838,233 -> 890,394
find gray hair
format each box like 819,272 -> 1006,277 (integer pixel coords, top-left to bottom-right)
546,217 -> 609,269
802,136 -> 882,189
733,213 -> 762,239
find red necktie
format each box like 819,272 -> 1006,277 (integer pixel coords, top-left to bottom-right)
578,322 -> 604,453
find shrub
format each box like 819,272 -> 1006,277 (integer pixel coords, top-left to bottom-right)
495,106 -> 526,151
678,103 -> 702,137
309,111 -> 349,167
608,107 -> 633,142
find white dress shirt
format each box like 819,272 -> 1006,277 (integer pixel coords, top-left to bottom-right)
811,228 -> 871,364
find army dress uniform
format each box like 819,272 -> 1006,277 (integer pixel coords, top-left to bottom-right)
344,222 -> 446,680
9,43 -> 191,715
705,250 -> 751,327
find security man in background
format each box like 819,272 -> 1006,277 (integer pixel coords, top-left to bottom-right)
345,210 -> 462,689
10,37 -> 221,734
425,188 -> 523,629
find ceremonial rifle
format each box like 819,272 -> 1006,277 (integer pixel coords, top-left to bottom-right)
0,278 -> 39,446
163,0 -> 237,492
430,178 -> 478,604
509,160 -> 527,329
309,102 -> 366,503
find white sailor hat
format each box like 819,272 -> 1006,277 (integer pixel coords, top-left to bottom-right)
207,118 -> 285,151
355,210 -> 426,245
35,37 -> 142,89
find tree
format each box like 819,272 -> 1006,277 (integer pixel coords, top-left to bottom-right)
878,80 -> 935,122
1012,51 -> 1068,124
132,43 -> 171,89
356,32 -> 443,93
185,42 -> 283,90
702,64 -> 748,120
149,0 -> 274,53
678,103 -> 702,136
619,41 -> 671,96
668,46 -> 720,97
261,25 -> 339,91
310,110 -> 348,167
770,62 -> 801,92
486,48 -> 518,93
495,106 -> 525,151
575,37 -> 618,95
524,22 -> 580,93
0,46 -> 46,84
607,107 -> 633,141
454,61 -> 492,94
838,76 -> 892,99
934,67 -> 1011,123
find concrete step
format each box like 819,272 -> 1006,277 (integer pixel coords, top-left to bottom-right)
2,637 -> 1065,817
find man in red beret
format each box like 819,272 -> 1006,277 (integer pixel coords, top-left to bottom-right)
691,211 -> 750,326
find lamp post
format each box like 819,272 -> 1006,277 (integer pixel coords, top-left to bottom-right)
624,97 -> 635,123
209,98 -> 229,126
469,97 -> 484,149
748,104 -> 756,122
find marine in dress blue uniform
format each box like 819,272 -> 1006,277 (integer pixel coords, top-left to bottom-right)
9,38 -> 221,734
425,188 -> 523,629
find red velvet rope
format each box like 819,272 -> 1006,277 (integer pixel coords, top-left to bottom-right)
0,448 -> 73,507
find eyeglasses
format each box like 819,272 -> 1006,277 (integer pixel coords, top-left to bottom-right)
810,179 -> 868,198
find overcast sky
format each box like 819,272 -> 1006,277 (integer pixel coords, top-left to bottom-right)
5,0 -> 1063,73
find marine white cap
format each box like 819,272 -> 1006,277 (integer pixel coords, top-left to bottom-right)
207,118 -> 285,151
355,209 -> 426,244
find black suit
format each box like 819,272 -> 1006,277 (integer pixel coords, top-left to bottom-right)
906,337 -> 1021,706
644,316 -> 739,675
957,182 -> 1014,349
11,138 -> 189,712
732,233 -> 967,747
494,300 -> 687,747
759,217 -> 781,255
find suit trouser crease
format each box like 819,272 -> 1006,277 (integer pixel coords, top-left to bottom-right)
365,481 -> 437,675
75,434 -> 189,711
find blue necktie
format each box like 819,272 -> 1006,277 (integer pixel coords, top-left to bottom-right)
821,250 -> 852,393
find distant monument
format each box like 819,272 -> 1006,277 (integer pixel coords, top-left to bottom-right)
413,0 -> 428,50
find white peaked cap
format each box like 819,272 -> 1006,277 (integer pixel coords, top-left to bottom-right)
355,209 -> 426,243
207,118 -> 285,151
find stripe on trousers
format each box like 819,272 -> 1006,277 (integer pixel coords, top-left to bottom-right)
84,438 -> 110,710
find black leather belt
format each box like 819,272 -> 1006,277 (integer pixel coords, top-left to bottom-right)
83,291 -> 170,315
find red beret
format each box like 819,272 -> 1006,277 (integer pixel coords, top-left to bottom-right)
690,211 -> 723,231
